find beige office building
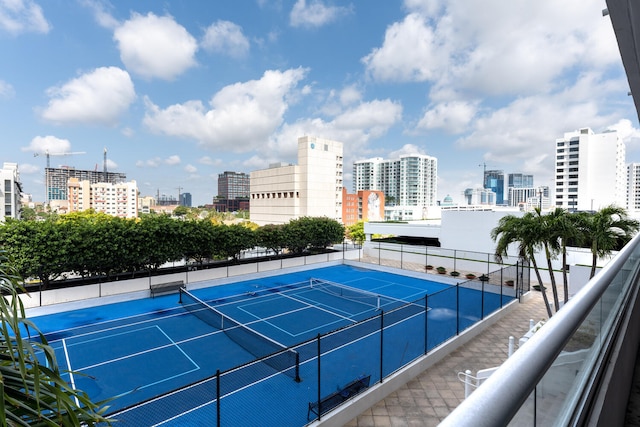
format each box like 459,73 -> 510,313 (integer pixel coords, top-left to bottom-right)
68,178 -> 138,218
250,136 -> 343,226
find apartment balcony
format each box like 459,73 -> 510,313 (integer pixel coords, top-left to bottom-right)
435,233 -> 640,426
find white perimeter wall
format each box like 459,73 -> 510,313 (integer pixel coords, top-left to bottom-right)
364,209 -> 615,288
23,250 -> 361,315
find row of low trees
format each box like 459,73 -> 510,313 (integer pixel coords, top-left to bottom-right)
491,205 -> 639,317
0,212 -> 345,288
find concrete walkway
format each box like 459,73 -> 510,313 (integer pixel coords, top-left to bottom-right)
345,289 -> 549,426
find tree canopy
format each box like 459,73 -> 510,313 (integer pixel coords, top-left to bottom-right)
0,214 -> 346,286
491,206 -> 639,316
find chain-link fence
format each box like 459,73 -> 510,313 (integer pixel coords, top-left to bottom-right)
111,260 -> 526,426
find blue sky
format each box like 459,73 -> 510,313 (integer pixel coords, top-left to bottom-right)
1,0 -> 639,207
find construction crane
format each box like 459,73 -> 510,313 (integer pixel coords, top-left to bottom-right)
34,150 -> 86,168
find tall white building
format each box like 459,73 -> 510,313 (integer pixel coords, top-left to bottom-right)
1,163 -> 22,221
353,154 -> 437,209
250,136 -> 343,226
627,163 -> 640,217
554,128 -> 626,211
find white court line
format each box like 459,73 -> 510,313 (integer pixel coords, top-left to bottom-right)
224,286 -> 362,340
42,304 -> 191,341
62,338 -> 79,406
75,325 -> 200,373
45,309 -> 191,344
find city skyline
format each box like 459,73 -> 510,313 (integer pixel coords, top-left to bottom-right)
1,0 -> 639,207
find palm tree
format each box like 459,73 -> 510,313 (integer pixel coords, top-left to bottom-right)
0,251 -> 112,426
581,205 -> 639,278
534,208 -> 562,312
491,212 -> 553,317
545,208 -> 583,305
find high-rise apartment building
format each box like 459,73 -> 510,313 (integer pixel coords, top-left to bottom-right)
250,136 -> 343,225
627,163 -> 640,216
555,128 -> 626,211
484,170 -> 505,205
1,163 -> 22,221
67,178 -> 138,218
46,167 -> 126,203
353,154 -> 437,208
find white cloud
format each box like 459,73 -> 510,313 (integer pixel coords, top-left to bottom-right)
40,67 -> 135,125
22,135 -> 72,155
339,85 -> 361,105
290,0 -> 351,28
184,164 -> 197,173
0,0 -> 50,34
114,12 -> 198,80
105,158 -> 118,170
165,155 -> 181,165
264,98 -> 403,167
201,20 -> 249,58
402,0 -> 443,16
198,156 -> 225,166
0,79 -> 14,98
455,72 -> 624,185
388,144 -> 427,158
80,0 -> 119,29
362,13 -> 442,83
143,67 -> 308,151
136,157 -> 161,168
608,119 -> 640,151
364,0 -> 619,99
17,163 -> 39,174
608,119 -> 640,140
415,101 -> 478,134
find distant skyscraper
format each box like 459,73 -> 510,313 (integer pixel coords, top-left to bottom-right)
483,170 -> 505,205
180,192 -> 192,207
555,128 -> 626,211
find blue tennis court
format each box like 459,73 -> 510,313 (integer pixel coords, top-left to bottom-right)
31,264 -> 514,426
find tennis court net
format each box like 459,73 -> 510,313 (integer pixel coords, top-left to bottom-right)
179,288 -> 300,381
310,278 -> 381,310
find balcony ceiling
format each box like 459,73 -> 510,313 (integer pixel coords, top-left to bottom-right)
607,0 -> 640,122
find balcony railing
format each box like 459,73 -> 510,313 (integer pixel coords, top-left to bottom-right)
440,232 -> 640,426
